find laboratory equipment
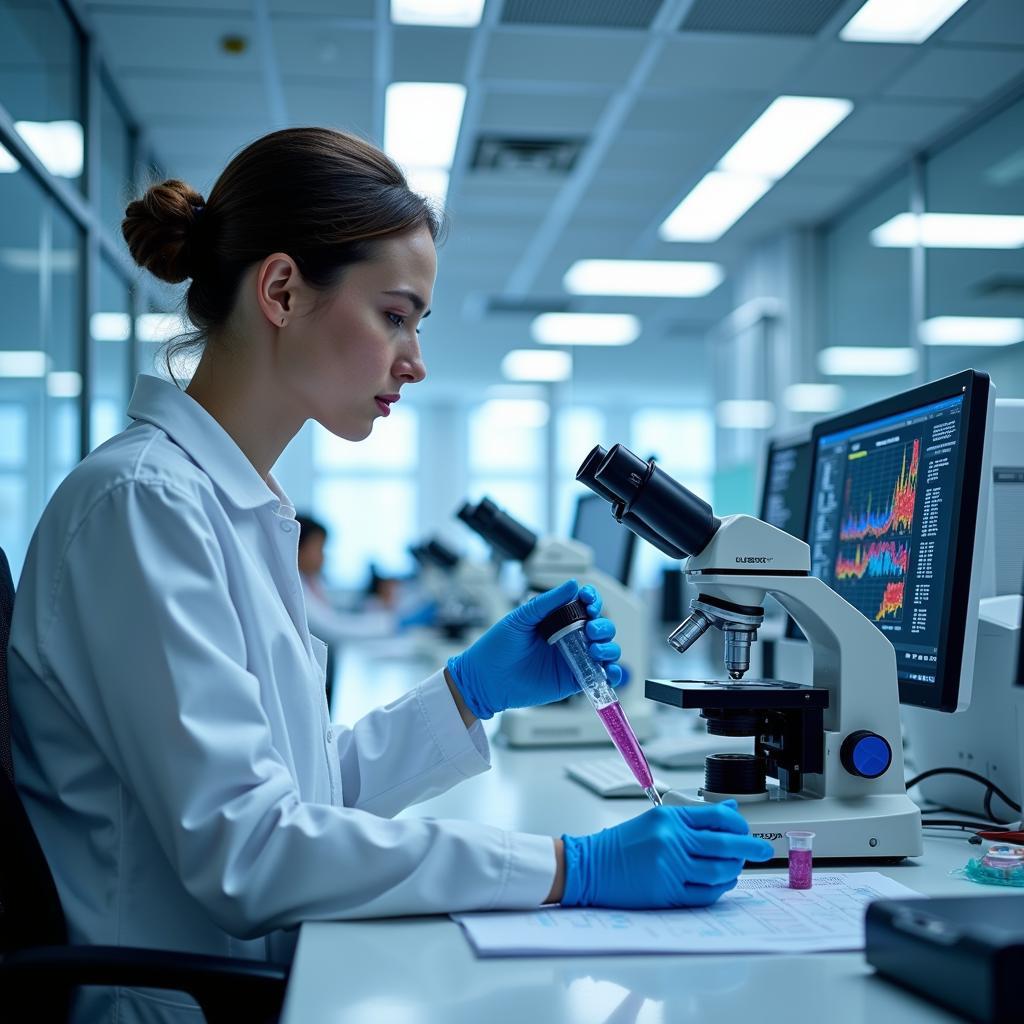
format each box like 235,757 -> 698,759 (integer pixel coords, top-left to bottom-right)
408,536 -> 511,655
867,894 -> 1024,1024
960,843 -> 1024,888
538,600 -> 660,807
771,372 -> 1014,818
786,831 -> 814,889
456,496 -> 652,746
576,425 -> 940,860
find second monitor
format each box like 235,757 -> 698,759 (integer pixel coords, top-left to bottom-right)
572,492 -> 637,587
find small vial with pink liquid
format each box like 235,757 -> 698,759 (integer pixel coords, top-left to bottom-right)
537,599 -> 661,807
786,830 -> 815,889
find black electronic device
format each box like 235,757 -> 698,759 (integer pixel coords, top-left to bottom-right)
571,493 -> 637,587
866,894 -> 1024,1023
804,369 -> 993,712
759,431 -> 813,538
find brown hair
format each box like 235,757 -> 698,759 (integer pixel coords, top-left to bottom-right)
122,127 -> 444,374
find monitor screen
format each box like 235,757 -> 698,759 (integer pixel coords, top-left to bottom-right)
805,369 -> 992,712
759,435 -> 813,540
572,493 -> 637,586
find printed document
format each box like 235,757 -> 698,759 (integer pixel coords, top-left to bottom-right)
452,872 -> 920,957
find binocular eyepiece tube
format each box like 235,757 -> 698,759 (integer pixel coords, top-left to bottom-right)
575,444 -> 721,561
456,497 -> 538,562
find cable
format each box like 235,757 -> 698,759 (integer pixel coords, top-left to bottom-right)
906,766 -> 1021,815
921,818 -> 1003,833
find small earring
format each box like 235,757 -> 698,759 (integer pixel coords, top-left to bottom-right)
280,317 -> 285,325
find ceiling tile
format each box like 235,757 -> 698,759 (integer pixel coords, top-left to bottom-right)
828,99 -> 971,149
942,0 -> 1024,47
392,25 -> 474,81
268,0 -> 374,15
780,40 -> 918,98
786,141 -> 904,182
90,11 -> 259,73
884,46 -> 1024,101
117,72 -> 263,121
281,83 -> 374,136
647,34 -> 814,91
476,89 -> 610,135
272,23 -> 375,79
483,29 -> 647,84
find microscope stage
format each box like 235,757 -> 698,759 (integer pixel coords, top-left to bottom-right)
645,678 -> 830,710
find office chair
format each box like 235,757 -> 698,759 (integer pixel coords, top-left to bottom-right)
0,546 -> 290,1022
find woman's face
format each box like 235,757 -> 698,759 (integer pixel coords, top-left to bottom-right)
281,225 -> 436,441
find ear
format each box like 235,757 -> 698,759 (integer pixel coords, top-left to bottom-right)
255,252 -> 301,328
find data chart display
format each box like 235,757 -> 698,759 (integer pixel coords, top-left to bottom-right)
808,395 -> 965,689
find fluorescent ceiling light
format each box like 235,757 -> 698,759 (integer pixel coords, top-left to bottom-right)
840,0 -> 969,43
90,312 -> 132,342
46,370 -> 82,398
784,383 -> 845,413
501,349 -> 572,382
385,82 -> 466,169
391,0 -> 484,26
531,313 -> 640,347
818,346 -> 919,376
478,398 -> 550,429
404,166 -> 450,206
136,313 -> 188,343
563,259 -> 724,298
871,212 -> 1024,249
719,96 -> 853,180
920,317 -> 1024,346
659,171 -> 772,243
14,120 -> 83,178
0,350 -> 48,377
0,142 -> 19,174
716,400 -> 776,430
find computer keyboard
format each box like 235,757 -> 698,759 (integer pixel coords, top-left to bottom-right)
564,759 -> 670,799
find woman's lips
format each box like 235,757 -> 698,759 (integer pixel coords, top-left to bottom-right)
375,398 -> 391,416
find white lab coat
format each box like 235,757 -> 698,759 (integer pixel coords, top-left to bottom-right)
9,374 -> 554,1024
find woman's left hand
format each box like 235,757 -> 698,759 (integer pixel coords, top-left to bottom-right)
445,579 -> 622,721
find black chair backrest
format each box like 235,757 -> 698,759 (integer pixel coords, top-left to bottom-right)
0,545 -> 68,952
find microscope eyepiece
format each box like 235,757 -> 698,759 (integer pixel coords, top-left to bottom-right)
575,443 -> 721,560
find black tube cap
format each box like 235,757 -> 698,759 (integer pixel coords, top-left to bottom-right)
536,600 -> 588,643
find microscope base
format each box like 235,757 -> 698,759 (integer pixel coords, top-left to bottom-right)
662,787 -> 923,861
498,702 -> 655,748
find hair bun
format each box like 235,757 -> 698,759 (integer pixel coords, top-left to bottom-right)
122,179 -> 206,284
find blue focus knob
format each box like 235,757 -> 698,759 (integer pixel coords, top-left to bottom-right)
840,731 -> 892,779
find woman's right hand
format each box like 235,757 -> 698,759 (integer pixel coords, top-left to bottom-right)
559,802 -> 774,908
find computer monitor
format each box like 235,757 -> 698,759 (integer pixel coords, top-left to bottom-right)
805,369 -> 994,713
759,430 -> 813,539
571,492 -> 637,587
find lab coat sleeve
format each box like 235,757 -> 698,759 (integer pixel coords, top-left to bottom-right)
335,669 -> 493,817
36,480 -> 556,936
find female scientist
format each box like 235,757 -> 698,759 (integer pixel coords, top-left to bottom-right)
8,127 -> 772,1022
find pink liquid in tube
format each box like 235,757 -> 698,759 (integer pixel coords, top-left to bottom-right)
596,701 -> 657,796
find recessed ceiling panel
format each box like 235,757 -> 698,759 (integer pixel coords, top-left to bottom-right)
680,0 -> 847,36
501,0 -> 664,30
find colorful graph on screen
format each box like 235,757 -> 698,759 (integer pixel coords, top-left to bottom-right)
833,438 -> 920,623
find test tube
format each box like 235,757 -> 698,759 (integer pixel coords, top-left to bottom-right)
785,830 -> 815,889
538,600 -> 661,807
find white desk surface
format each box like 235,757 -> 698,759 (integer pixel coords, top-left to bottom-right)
281,642 -> 1016,1024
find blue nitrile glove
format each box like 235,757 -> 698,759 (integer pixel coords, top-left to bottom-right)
560,801 -> 774,908
446,579 -> 622,721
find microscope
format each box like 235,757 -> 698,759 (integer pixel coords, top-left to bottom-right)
408,537 -> 511,661
577,444 -> 922,861
457,497 -> 653,747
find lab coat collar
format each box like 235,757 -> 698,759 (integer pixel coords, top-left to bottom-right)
127,374 -> 286,512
